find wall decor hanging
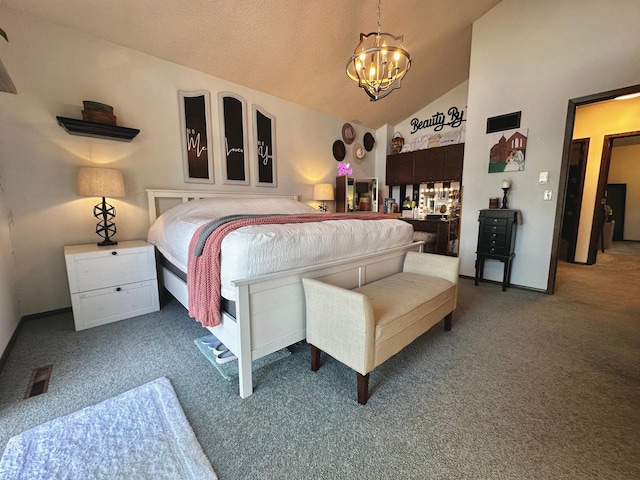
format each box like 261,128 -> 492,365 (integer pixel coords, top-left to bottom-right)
219,92 -> 249,185
253,105 -> 276,187
363,132 -> 375,151
488,128 -> 528,173
409,106 -> 466,135
333,140 -> 346,161
342,123 -> 355,144
179,90 -> 214,184
353,143 -> 366,164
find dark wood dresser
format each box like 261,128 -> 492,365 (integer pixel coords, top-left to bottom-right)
474,209 -> 519,291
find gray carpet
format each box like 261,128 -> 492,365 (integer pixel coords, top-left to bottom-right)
1,242 -> 639,479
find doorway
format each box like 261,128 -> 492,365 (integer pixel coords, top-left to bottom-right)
548,83 -> 640,294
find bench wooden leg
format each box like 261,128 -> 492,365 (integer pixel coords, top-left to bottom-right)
444,312 -> 452,331
357,372 -> 369,405
310,344 -> 321,372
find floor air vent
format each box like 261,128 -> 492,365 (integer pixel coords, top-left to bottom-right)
25,365 -> 53,399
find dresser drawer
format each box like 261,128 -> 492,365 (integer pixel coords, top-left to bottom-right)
70,280 -> 160,330
480,234 -> 507,249
482,224 -> 507,235
65,242 -> 156,293
478,244 -> 509,255
485,217 -> 508,226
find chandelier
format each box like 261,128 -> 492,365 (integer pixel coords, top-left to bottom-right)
346,0 -> 412,101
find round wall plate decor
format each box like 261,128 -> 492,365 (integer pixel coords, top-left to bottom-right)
332,140 -> 346,161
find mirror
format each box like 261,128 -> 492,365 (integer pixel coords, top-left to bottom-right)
353,177 -> 378,212
336,176 -> 378,212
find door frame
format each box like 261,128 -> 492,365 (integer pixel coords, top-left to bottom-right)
548,83 -> 640,294
587,131 -> 640,263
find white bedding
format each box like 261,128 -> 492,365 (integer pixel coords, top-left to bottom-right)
147,197 -> 414,300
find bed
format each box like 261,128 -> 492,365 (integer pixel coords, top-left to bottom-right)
146,189 -> 422,398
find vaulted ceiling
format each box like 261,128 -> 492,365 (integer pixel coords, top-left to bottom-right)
4,0 -> 501,129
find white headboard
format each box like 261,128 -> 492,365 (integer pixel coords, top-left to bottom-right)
145,189 -> 301,225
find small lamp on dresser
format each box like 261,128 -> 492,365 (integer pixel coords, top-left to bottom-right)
77,166 -> 125,246
313,183 -> 334,212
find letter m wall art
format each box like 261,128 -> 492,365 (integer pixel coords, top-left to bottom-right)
179,90 -> 215,183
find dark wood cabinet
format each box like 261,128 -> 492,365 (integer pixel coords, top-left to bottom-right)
386,152 -> 414,185
474,209 -> 519,291
402,218 -> 453,255
414,148 -> 445,183
443,143 -> 464,181
386,143 -> 464,186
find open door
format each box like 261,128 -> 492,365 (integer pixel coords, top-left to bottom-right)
606,184 -> 626,241
561,139 -> 588,262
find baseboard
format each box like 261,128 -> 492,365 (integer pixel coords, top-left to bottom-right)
459,274 -> 546,293
21,307 -> 71,322
0,307 -> 72,375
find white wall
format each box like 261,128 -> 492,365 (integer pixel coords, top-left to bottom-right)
609,143 -> 640,241
460,0 -> 640,290
0,178 -> 20,355
0,7 -> 376,317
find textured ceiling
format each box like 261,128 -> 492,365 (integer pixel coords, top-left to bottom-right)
4,0 -> 501,129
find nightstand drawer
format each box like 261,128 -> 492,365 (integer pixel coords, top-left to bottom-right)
65,243 -> 156,293
70,280 -> 160,330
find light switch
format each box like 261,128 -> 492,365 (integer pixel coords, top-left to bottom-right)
539,172 -> 549,185
544,190 -> 552,200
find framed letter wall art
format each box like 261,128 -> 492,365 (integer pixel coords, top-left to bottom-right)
253,105 -> 276,187
178,90 -> 214,184
219,92 -> 249,185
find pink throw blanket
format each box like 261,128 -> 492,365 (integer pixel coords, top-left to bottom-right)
187,213 -> 388,327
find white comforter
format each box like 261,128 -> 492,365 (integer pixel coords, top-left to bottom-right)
148,197 -> 414,300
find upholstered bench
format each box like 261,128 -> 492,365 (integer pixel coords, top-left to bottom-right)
302,251 -> 460,404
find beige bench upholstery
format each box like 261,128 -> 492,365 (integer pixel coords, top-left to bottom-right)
302,251 -> 460,404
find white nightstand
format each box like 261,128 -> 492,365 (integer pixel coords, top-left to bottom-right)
64,240 -> 160,331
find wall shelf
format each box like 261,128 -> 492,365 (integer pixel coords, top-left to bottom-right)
56,116 -> 140,142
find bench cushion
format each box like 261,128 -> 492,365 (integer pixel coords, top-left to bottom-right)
354,272 -> 456,364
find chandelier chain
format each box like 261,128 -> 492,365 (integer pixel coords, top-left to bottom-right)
377,0 -> 381,35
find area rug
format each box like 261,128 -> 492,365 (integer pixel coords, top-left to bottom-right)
0,377 -> 217,480
194,335 -> 291,381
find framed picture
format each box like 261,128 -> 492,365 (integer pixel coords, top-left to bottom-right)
178,90 -> 214,184
488,128 -> 528,173
253,105 -> 276,187
218,92 -> 249,185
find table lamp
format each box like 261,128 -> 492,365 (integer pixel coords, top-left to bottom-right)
77,167 -> 125,246
313,183 -> 334,212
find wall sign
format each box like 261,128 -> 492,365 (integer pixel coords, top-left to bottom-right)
409,106 -> 466,135
253,105 -> 276,187
179,90 -> 214,184
219,93 -> 249,185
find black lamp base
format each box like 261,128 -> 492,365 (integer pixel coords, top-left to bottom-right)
94,197 -> 118,246
97,239 -> 118,247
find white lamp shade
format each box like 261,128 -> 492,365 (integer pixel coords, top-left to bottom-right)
313,183 -> 334,201
77,167 -> 125,198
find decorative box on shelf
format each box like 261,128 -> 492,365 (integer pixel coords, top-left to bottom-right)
64,240 -> 159,331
